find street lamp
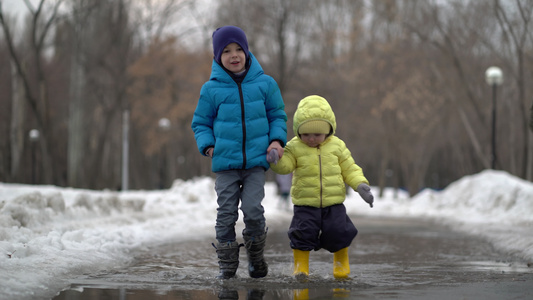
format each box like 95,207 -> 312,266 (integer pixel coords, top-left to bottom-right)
29,129 -> 40,184
122,110 -> 130,190
158,118 -> 171,131
158,118 -> 171,189
485,66 -> 503,169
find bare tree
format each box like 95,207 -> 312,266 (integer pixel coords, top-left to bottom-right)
2,0 -> 531,191
60,0 -> 135,188
401,1 -> 493,168
9,44 -> 26,182
0,0 -> 63,184
492,0 -> 533,180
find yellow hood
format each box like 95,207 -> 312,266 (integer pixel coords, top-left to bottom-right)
293,95 -> 336,137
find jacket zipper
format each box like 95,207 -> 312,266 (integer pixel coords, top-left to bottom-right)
318,146 -> 323,208
238,82 -> 247,169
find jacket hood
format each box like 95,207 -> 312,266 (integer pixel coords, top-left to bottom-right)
293,95 -> 336,137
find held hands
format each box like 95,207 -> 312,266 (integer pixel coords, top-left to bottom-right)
266,141 -> 283,164
356,183 -> 374,208
267,149 -> 279,164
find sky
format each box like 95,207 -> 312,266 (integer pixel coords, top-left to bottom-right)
1,169 -> 532,299
2,0 -> 38,20
1,0 -> 214,53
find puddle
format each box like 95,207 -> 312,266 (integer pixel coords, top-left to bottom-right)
53,216 -> 533,300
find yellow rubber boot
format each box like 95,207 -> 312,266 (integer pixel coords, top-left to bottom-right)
293,249 -> 310,282
333,247 -> 350,279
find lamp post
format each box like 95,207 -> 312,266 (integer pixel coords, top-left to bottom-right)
29,129 -> 40,184
122,110 -> 130,190
485,66 -> 503,169
158,118 -> 171,189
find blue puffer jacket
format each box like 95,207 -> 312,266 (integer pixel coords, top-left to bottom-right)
191,52 -> 287,172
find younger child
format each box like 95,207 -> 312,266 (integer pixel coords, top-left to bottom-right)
191,25 -> 287,279
268,95 -> 373,280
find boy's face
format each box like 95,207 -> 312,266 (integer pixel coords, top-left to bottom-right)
221,43 -> 246,73
300,133 -> 327,148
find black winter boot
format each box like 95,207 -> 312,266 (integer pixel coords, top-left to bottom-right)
214,241 -> 241,279
243,232 -> 268,278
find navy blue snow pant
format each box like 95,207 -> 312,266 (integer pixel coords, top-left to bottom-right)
214,167 -> 266,243
288,204 -> 358,253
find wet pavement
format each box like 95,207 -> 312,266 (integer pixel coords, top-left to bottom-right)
54,215 -> 533,300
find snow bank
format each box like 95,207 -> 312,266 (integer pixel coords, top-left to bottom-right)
346,169 -> 533,260
0,178 -> 220,300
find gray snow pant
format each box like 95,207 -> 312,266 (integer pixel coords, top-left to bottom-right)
214,167 -> 266,243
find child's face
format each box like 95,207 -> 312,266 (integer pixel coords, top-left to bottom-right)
300,133 -> 327,148
221,43 -> 246,73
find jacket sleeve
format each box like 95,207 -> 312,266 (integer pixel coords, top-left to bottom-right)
337,139 -> 369,190
191,85 -> 216,156
270,142 -> 296,174
265,78 -> 287,147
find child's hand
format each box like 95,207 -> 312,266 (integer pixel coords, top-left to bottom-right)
267,141 -> 283,164
356,184 -> 374,208
267,149 -> 279,164
206,147 -> 214,158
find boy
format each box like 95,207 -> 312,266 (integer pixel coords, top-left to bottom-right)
191,25 -> 287,279
268,95 -> 373,280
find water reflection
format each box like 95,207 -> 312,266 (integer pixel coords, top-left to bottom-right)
293,288 -> 351,300
293,289 -> 308,300
332,288 -> 351,298
217,288 -> 265,300
55,286 -> 353,300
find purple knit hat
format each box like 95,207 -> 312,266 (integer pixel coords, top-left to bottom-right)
212,26 -> 249,64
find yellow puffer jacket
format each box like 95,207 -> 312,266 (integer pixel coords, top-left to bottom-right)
271,95 -> 369,208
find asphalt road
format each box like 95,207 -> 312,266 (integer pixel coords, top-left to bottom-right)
54,215 -> 533,300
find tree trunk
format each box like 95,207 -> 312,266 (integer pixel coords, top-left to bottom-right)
9,59 -> 25,182
67,35 -> 87,188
